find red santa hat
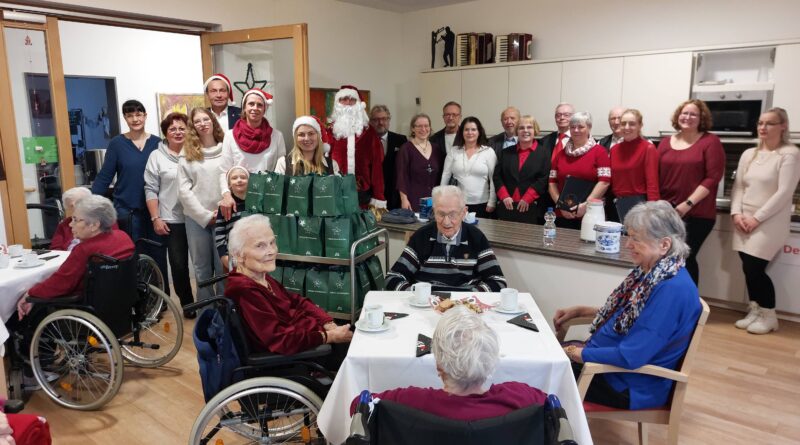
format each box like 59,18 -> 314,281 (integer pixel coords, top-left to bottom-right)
203,73 -> 235,106
241,88 -> 274,108
335,85 -> 366,110
293,115 -> 331,155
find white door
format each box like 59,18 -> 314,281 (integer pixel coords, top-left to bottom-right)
419,71 -> 462,131
560,58 -> 624,136
508,62 -> 562,132
461,67 -> 508,136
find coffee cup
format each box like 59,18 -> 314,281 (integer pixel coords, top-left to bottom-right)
411,282 -> 432,305
365,304 -> 385,328
500,288 -> 519,311
0,254 -> 9,269
8,244 -> 23,257
21,252 -> 39,266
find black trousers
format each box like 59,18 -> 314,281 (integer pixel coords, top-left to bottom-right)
166,223 -> 194,306
571,361 -> 630,409
467,203 -> 495,220
496,202 -> 541,224
739,251 -> 775,308
555,216 -> 582,230
684,217 -> 716,286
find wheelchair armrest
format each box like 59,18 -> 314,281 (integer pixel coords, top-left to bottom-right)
197,274 -> 228,289
3,400 -> 24,414
245,344 -> 332,368
136,238 -> 164,249
25,294 -> 82,305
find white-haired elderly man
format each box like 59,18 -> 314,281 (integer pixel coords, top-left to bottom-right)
386,185 -> 506,292
350,306 -> 546,419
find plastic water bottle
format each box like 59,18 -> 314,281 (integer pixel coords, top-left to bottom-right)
543,207 -> 557,247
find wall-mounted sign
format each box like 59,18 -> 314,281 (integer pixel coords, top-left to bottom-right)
22,136 -> 58,164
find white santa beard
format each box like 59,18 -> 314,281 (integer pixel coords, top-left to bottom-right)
331,103 -> 368,139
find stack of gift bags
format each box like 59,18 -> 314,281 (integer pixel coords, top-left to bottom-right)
244,172 -> 385,317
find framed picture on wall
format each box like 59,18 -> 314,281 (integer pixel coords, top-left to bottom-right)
310,87 -> 371,125
156,93 -> 207,123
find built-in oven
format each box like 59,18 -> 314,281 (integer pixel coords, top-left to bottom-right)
692,89 -> 772,137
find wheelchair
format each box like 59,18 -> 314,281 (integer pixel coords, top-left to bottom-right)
7,251 -> 183,410
186,275 -> 334,445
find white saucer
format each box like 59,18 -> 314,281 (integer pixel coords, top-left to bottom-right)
15,259 -> 45,269
408,297 -> 431,308
493,304 -> 526,315
355,319 -> 391,333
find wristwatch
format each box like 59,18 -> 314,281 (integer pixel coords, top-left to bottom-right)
685,199 -> 694,207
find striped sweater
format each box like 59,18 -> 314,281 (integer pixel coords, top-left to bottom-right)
214,194 -> 246,258
386,222 -> 506,292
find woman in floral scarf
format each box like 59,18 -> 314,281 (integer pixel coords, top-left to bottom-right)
553,201 -> 702,410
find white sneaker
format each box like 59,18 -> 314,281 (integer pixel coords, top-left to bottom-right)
747,308 -> 779,334
735,301 -> 760,329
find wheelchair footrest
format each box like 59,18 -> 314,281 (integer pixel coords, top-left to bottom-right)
120,341 -> 160,350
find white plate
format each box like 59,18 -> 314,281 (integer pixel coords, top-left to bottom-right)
407,297 -> 431,308
355,319 -> 391,333
492,304 -> 526,315
15,259 -> 45,269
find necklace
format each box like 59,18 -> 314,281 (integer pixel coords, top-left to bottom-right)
754,149 -> 775,165
414,140 -> 430,155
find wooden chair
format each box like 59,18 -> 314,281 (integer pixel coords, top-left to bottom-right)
557,298 -> 710,445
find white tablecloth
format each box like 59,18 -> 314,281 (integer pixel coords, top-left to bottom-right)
317,291 -> 592,445
0,250 -> 69,349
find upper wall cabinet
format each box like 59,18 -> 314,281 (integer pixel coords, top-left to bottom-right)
508,63 -> 562,132
420,71 -> 462,125
561,58 -> 624,135
461,67 -> 509,135
773,44 -> 800,123
622,52 -> 693,137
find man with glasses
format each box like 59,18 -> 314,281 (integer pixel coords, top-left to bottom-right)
370,105 -> 408,210
598,106 -> 626,150
204,73 -> 241,130
540,103 -> 574,162
386,185 -> 506,292
430,101 -> 462,159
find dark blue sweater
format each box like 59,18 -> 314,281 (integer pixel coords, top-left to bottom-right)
582,267 -> 701,410
91,134 -> 161,210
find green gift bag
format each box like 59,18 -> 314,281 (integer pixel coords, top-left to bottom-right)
340,174 -> 360,215
355,263 -> 371,310
244,172 -> 265,214
296,216 -> 324,256
365,255 -> 385,290
324,216 -> 353,258
350,212 -> 368,255
286,175 -> 313,216
282,263 -> 306,295
328,266 -> 352,314
312,175 -> 344,216
267,214 -> 297,255
305,267 -> 329,310
359,210 -> 379,253
262,171 -> 286,214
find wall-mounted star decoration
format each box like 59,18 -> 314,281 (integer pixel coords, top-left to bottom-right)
234,63 -> 268,94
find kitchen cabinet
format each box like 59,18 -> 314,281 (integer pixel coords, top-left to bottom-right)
560,57 -> 623,136
697,214 -> 746,304
508,62 -> 562,132
419,71 -> 461,123
461,67 -> 508,135
622,52 -> 693,137
773,44 -> 800,121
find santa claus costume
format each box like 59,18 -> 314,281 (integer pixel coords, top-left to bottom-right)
327,85 -> 386,208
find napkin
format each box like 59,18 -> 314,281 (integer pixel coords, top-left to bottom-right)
384,312 -> 408,320
416,334 -> 432,357
507,313 -> 539,332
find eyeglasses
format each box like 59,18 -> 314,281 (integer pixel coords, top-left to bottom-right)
443,113 -> 461,118
72,216 -> 88,224
679,112 -> 699,118
124,112 -> 145,119
413,124 -> 431,129
757,121 -> 782,127
434,211 -> 462,222
193,117 -> 213,125
371,117 -> 390,122
168,127 -> 187,134
555,113 -> 573,118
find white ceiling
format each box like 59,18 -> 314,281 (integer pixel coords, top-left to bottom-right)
336,0 -> 475,13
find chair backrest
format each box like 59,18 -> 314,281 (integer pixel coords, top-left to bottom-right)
368,400 -> 546,445
225,300 -> 257,363
675,298 -> 710,377
84,254 -> 140,338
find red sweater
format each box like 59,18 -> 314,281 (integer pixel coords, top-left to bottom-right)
549,145 -> 611,216
49,217 -> 74,251
28,229 -> 135,299
225,272 -> 333,355
610,137 -> 660,201
658,133 -> 725,220
349,382 -> 547,420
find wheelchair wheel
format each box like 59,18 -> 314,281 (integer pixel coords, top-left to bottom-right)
120,284 -> 183,368
30,309 -> 124,410
138,254 -> 165,293
7,367 -> 24,401
189,376 -> 326,445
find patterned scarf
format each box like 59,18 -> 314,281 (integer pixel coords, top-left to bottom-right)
233,118 -> 273,154
589,254 -> 685,335
564,137 -> 597,157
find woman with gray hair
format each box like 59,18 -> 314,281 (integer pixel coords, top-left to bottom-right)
19,196 -> 135,317
50,186 -> 92,250
553,200 -> 701,410
350,306 -> 546,419
224,215 -> 352,356
547,111 -> 611,229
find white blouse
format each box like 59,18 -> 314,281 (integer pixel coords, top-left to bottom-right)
440,145 -> 497,206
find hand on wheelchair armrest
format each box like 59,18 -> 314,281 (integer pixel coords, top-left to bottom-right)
135,238 -> 163,249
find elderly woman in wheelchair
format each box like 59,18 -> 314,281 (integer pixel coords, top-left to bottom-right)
9,195 -> 183,410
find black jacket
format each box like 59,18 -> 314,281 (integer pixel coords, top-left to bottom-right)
383,131 -> 408,209
227,106 -> 242,130
488,132 -> 518,159
493,143 -> 551,208
429,128 -> 449,160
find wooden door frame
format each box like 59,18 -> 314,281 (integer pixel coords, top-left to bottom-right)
199,23 -> 309,117
0,16 -> 73,246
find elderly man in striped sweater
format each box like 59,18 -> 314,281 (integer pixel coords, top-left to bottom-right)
386,185 -> 507,292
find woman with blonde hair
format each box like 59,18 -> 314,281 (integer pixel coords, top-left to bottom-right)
177,107 -> 226,312
731,107 -> 800,334
275,116 -> 339,176
609,109 -> 660,221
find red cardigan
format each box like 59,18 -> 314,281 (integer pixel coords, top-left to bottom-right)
28,229 -> 135,299
225,272 -> 333,355
610,137 -> 660,201
658,133 -> 725,220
